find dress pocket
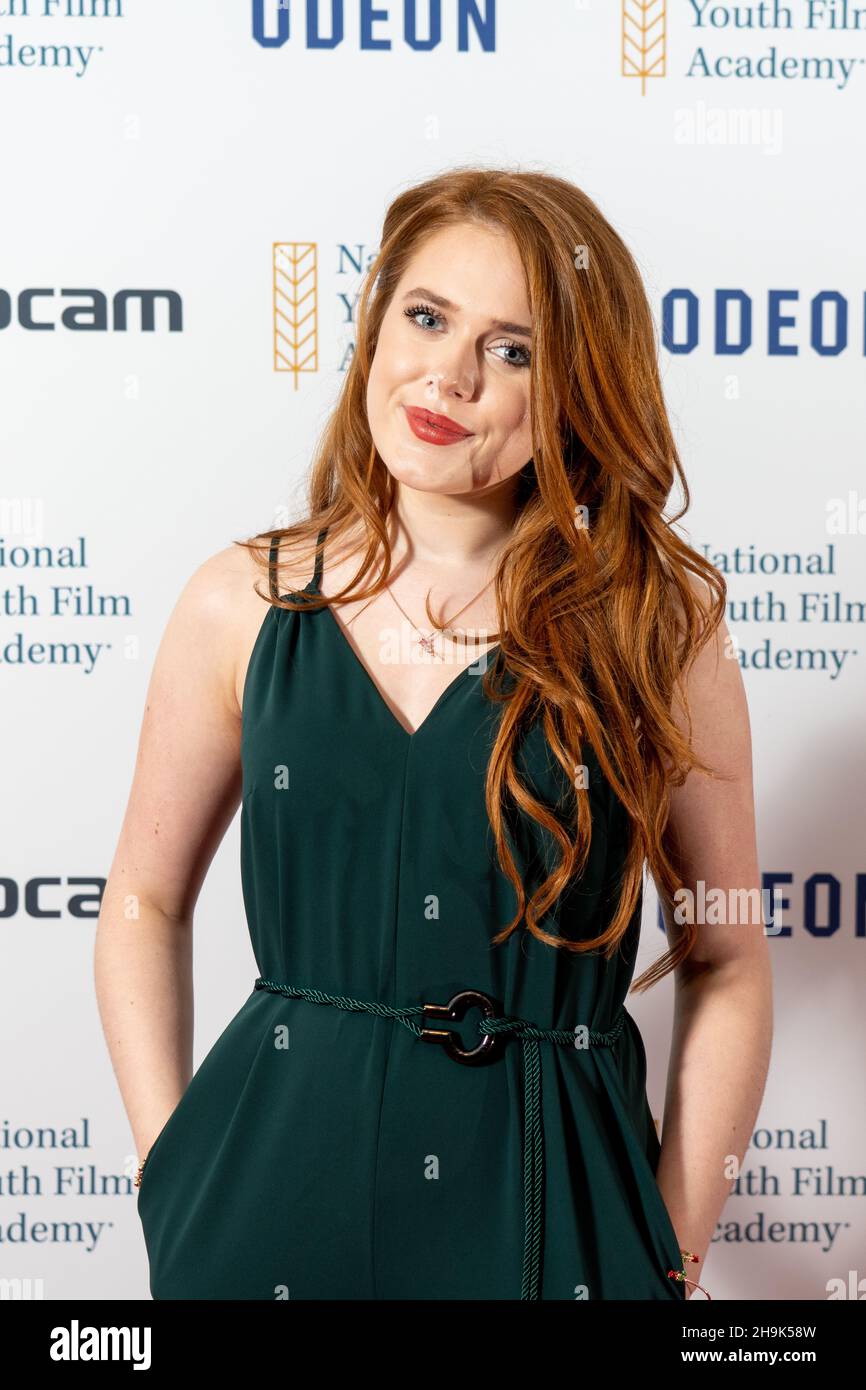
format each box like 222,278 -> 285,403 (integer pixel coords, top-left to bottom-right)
598,1011 -> 687,1298
136,1087 -> 190,1208
642,1162 -> 687,1293
135,988 -> 273,1219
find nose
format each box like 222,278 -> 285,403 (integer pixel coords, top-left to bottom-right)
424,349 -> 478,402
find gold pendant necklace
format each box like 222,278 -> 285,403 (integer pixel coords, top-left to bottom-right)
344,577 -> 502,657
387,580 -> 502,657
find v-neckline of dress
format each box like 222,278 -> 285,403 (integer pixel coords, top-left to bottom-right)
311,584 -> 502,741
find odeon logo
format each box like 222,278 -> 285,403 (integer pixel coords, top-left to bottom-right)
652,871 -> 866,938
662,288 -> 866,355
252,0 -> 497,49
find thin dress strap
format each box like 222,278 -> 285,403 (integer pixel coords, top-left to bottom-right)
268,527 -> 327,601
309,527 -> 327,595
267,535 -> 281,602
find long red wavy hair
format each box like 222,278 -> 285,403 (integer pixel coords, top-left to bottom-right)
237,165 -> 727,992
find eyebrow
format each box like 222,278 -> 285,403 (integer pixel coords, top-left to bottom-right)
401,286 -> 532,340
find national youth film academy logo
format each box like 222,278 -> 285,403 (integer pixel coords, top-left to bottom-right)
273,242 -> 318,388
623,0 -> 667,93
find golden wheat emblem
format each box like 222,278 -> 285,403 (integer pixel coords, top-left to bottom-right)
622,0 -> 667,94
273,241 -> 318,387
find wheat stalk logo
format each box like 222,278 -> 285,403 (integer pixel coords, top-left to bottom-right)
622,0 -> 666,95
273,241 -> 318,387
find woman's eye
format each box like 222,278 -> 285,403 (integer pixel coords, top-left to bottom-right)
403,304 -> 443,331
493,342 -> 532,369
402,304 -> 531,369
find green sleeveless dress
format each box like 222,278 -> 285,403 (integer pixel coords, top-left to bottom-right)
136,527 -> 686,1301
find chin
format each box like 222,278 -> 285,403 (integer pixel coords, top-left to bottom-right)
379,451 -> 450,487
386,473 -> 456,496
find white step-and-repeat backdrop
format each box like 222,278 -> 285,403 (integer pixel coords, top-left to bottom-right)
2,1 -> 863,1301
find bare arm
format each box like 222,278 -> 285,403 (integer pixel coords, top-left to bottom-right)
652,598 -> 774,1295
94,546 -> 265,1162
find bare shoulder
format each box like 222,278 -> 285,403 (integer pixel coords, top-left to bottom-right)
195,535 -> 320,716
659,571 -> 766,973
670,568 -> 752,781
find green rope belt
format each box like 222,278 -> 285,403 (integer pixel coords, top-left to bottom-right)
253,976 -> 626,1301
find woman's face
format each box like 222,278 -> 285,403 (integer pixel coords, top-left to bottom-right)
366,222 -> 534,497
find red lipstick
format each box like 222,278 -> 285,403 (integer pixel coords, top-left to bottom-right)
404,405 -> 473,445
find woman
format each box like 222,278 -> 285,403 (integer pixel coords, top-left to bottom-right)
95,166 -> 772,1301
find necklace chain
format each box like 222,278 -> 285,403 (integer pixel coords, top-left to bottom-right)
345,572 -> 502,658
389,579 -> 501,656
